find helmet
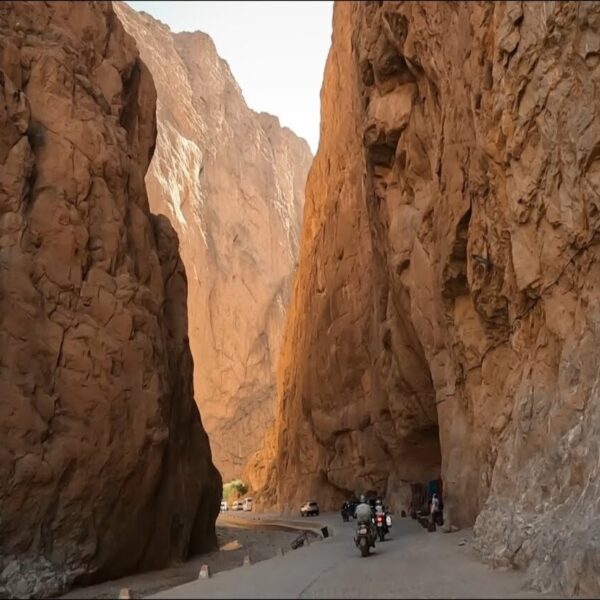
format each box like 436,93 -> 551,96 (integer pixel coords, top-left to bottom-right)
359,494 -> 366,503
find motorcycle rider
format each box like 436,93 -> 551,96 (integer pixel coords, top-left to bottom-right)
374,497 -> 390,535
341,500 -> 351,521
355,494 -> 376,541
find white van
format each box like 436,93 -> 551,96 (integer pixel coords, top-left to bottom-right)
243,498 -> 253,512
220,500 -> 228,512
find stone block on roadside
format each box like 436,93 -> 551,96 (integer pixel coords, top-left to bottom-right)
278,547 -> 285,556
118,588 -> 131,599
198,564 -> 211,579
243,553 -> 252,566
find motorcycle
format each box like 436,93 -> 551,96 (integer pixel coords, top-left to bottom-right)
354,521 -> 376,557
341,500 -> 358,522
341,502 -> 351,522
374,510 -> 392,541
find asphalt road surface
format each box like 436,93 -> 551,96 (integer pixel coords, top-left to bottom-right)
150,512 -> 560,599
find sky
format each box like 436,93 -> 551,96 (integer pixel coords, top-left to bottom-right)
125,1 -> 334,153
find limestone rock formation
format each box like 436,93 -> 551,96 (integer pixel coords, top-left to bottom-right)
262,1 -> 600,595
0,2 -> 221,597
114,3 -> 312,483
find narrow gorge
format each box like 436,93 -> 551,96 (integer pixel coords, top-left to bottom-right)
258,1 -> 600,596
2,0 -> 600,598
115,2 -> 313,485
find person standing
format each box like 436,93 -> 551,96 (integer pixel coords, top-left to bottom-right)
430,492 -> 440,525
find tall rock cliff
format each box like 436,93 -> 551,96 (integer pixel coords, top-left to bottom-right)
265,1 -> 600,595
0,2 -> 221,597
115,3 -> 313,483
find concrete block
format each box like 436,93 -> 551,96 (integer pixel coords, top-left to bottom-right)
243,553 -> 252,566
198,564 -> 211,579
118,589 -> 131,599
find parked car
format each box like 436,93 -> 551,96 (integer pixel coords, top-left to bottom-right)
232,500 -> 243,511
300,501 -> 319,517
220,500 -> 228,512
243,498 -> 253,512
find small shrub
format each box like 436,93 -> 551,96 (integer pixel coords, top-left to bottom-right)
223,479 -> 248,501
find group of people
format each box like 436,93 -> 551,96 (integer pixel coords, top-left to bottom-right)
354,491 -> 442,533
354,494 -> 388,538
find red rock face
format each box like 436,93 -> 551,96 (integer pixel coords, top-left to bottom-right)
262,1 -> 600,595
115,3 -> 313,483
0,2 -> 220,597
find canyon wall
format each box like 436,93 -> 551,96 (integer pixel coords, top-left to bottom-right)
263,1 -> 600,595
115,3 -> 313,483
0,2 -> 221,597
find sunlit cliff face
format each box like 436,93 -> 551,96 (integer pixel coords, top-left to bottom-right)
258,2 -> 600,596
116,3 -> 313,482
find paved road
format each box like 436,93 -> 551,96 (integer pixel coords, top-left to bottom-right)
150,512 -> 559,599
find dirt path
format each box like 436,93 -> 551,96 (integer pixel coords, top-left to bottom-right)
60,516 -> 308,599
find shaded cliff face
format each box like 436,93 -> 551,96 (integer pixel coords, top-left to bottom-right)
115,3 -> 313,483
265,1 -> 600,594
0,2 -> 221,597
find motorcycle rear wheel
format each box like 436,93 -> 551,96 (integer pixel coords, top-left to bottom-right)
359,537 -> 369,557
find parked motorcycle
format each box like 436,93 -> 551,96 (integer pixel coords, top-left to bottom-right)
354,521 -> 376,557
